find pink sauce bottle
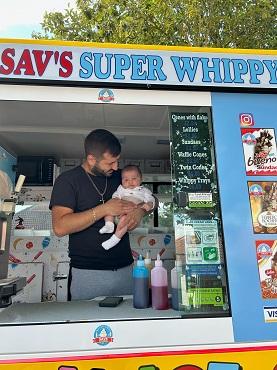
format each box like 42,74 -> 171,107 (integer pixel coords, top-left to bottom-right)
151,254 -> 169,310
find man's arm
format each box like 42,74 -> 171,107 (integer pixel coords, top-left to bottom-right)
52,204 -> 106,237
125,194 -> 159,231
52,199 -> 137,237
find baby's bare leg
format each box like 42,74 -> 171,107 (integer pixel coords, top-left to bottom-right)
102,215 -> 128,250
115,215 -> 128,238
99,215 -> 115,234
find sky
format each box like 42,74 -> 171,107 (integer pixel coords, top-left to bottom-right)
0,0 -> 76,39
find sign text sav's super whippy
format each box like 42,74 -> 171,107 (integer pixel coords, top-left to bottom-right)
0,41 -> 276,88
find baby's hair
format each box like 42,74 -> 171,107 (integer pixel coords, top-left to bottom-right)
122,164 -> 142,178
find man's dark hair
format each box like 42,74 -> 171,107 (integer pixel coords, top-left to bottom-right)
122,164 -> 142,178
84,129 -> 121,158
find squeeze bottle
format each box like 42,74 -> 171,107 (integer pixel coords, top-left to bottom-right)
144,251 -> 153,303
133,255 -> 149,309
144,251 -> 153,281
170,259 -> 182,310
151,254 -> 168,310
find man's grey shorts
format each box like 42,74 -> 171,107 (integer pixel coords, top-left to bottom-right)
70,264 -> 133,300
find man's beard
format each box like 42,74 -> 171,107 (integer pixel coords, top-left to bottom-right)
91,162 -> 113,177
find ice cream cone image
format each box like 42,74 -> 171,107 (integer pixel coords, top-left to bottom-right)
250,194 -> 263,232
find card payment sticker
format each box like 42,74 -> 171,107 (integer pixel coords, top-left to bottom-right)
208,362 -> 242,370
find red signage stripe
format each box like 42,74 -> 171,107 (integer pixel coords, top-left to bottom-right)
0,344 -> 276,364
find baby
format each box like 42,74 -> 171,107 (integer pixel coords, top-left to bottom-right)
100,164 -> 155,250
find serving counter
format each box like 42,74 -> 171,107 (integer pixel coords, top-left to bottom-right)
0,297 -> 180,325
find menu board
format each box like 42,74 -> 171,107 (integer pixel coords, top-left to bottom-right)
170,109 -> 228,315
170,112 -> 214,202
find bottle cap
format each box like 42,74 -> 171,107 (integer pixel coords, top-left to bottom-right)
144,251 -> 152,266
137,254 -> 145,267
155,253 -> 163,267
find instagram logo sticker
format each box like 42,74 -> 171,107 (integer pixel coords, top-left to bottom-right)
239,113 -> 254,127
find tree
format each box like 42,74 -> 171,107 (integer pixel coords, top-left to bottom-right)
32,0 -> 277,49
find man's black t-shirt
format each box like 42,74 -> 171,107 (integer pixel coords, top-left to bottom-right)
49,166 -> 133,270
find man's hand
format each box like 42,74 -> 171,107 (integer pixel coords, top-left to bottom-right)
124,208 -> 146,231
104,198 -> 136,217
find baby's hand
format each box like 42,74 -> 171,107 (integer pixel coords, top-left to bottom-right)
141,202 -> 153,212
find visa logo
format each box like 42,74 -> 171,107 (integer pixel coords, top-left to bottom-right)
268,311 -> 277,317
264,306 -> 277,322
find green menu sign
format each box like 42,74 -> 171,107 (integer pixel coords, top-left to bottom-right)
170,112 -> 214,198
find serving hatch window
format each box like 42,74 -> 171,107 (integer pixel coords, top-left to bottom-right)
0,96 -> 230,326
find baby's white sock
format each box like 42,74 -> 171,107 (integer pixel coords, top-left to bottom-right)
102,235 -> 121,250
99,221 -> 114,234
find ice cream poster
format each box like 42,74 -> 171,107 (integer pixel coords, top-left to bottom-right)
248,182 -> 277,234
256,240 -> 277,299
241,128 -> 277,176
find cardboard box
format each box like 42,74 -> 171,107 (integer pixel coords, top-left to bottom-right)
145,159 -> 164,173
123,159 -> 145,171
60,158 -> 82,173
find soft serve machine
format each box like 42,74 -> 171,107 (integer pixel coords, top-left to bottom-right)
0,174 -> 26,308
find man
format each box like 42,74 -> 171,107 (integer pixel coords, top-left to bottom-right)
50,129 -> 153,300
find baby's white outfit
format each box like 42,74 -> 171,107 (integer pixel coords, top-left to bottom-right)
112,185 -> 155,207
100,185 -> 155,250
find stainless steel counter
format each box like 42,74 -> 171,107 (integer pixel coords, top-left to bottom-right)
0,297 -> 181,325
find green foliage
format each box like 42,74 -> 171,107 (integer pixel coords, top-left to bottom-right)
32,0 -> 277,49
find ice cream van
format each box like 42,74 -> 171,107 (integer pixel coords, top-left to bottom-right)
0,38 -> 276,370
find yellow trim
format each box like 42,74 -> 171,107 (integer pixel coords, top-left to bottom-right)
0,38 -> 276,55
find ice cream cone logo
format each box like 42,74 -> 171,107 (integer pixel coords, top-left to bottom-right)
98,88 -> 114,103
93,325 -> 114,346
249,184 -> 263,196
242,133 -> 256,145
